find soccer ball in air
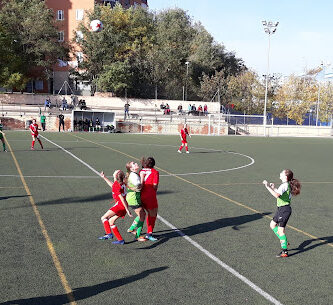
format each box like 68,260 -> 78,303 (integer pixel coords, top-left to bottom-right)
90,20 -> 103,32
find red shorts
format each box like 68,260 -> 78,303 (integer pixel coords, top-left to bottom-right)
181,140 -> 187,144
141,193 -> 158,210
110,202 -> 126,218
31,134 -> 39,138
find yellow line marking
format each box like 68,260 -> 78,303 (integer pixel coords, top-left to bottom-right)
72,134 -> 332,248
4,137 -> 77,305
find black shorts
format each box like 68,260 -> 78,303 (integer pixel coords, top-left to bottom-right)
129,204 -> 141,210
273,205 -> 292,227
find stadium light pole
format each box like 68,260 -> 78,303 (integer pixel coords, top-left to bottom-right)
262,20 -> 279,136
316,63 -> 324,127
185,61 -> 190,101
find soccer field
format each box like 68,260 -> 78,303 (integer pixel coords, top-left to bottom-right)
1,132 -> 332,305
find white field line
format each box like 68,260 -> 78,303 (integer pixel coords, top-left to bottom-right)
0,174 -> 99,179
25,139 -> 253,177
40,134 -> 283,305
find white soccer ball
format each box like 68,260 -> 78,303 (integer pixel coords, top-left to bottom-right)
90,19 -> 103,32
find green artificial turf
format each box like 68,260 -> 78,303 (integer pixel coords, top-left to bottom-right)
0,131 -> 332,305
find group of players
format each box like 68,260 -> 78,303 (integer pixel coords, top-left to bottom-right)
4,119 -> 302,256
99,157 -> 159,244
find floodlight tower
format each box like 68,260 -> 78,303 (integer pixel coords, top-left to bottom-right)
185,61 -> 190,101
262,20 -> 279,136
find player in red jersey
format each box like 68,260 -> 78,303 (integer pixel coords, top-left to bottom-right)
99,170 -> 132,245
29,119 -> 43,150
178,123 -> 191,154
140,157 -> 159,241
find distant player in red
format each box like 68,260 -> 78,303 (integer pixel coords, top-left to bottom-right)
178,124 -> 191,153
140,157 -> 159,241
29,119 -> 43,150
99,170 -> 132,245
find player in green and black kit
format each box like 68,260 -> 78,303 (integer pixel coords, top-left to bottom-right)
0,120 -> 7,152
125,161 -> 147,242
263,169 -> 301,257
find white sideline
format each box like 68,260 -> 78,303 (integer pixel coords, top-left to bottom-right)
40,135 -> 283,305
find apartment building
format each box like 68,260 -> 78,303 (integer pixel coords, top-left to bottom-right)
46,0 -> 148,94
0,0 -> 148,93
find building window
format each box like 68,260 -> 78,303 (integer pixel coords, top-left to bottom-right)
57,10 -> 64,21
76,9 -> 84,20
76,52 -> 83,63
58,31 -> 64,42
35,80 -> 44,90
76,31 -> 83,42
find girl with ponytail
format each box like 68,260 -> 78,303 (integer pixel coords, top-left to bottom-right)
263,169 -> 301,257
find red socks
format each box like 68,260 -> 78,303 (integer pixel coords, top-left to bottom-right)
111,225 -> 123,240
179,145 -> 183,151
31,140 -> 35,148
38,139 -> 43,149
147,216 -> 157,234
103,219 -> 112,234
185,146 -> 188,152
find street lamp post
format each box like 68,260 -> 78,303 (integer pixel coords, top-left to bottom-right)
316,63 -> 324,127
185,61 -> 189,101
262,20 -> 279,136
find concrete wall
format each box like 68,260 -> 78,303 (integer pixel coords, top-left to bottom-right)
118,120 -> 228,135
1,113 -> 72,132
0,93 -> 221,113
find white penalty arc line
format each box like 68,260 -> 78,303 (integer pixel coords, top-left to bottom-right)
40,134 -> 283,305
33,139 -> 255,177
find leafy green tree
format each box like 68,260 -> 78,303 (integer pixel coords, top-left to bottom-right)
96,61 -> 132,95
199,70 -> 229,103
227,70 -> 265,114
0,0 -> 67,88
0,25 -> 27,89
274,75 -> 316,124
76,4 -> 155,97
75,6 -> 246,99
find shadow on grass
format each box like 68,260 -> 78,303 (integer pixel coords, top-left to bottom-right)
36,193 -> 113,206
288,235 -> 333,257
0,195 -> 29,200
189,150 -> 223,154
1,190 -> 176,209
141,212 -> 271,249
0,266 -> 168,305
36,190 -> 175,206
157,190 -> 177,195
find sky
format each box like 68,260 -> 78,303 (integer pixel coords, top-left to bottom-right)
148,0 -> 333,77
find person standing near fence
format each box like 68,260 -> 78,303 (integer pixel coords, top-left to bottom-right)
263,169 -> 301,258
58,113 -> 65,132
0,120 -> 7,152
124,102 -> 130,119
40,114 -> 46,131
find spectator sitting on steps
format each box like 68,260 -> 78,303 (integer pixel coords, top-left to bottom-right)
164,103 -> 170,115
79,100 -> 87,110
62,97 -> 68,111
204,104 -> 208,115
188,104 -> 192,115
177,104 -> 183,114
